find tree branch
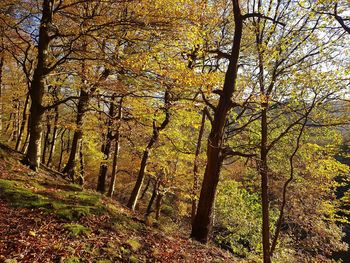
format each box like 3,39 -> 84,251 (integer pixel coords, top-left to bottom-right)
242,13 -> 286,27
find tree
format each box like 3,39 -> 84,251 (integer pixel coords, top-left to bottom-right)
127,90 -> 171,210
191,0 -> 244,243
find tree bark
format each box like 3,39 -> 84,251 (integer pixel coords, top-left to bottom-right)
155,193 -> 163,221
57,128 -> 67,171
9,99 -> 20,142
191,0 -> 243,243
260,106 -> 270,263
41,113 -> 51,164
146,179 -> 158,216
140,177 -> 151,200
0,40 -> 4,133
62,88 -> 89,182
21,118 -> 30,153
15,93 -> 30,151
107,97 -> 123,198
78,140 -> 84,185
191,108 -> 206,224
47,103 -> 59,166
97,95 -> 116,193
255,7 -> 270,261
127,91 -> 170,210
21,0 -> 53,170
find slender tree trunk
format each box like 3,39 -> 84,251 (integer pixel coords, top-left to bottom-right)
15,99 -> 20,142
155,193 -> 163,221
62,88 -> 89,182
22,0 -> 53,170
146,179 -> 158,216
15,94 -> 30,151
191,0 -> 243,243
127,138 -> 154,210
108,97 -> 123,197
66,129 -> 71,153
0,44 -> 4,134
127,92 -> 170,210
78,140 -> 84,185
140,177 -> 151,200
191,109 -> 206,223
10,100 -> 20,142
58,128 -> 67,171
41,114 -> 51,163
21,117 -> 30,153
97,95 -> 115,193
260,106 -> 271,263
47,104 -> 59,166
5,113 -> 13,134
255,9 -> 271,261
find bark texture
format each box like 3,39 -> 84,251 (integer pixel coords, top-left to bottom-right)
107,97 -> 123,198
97,95 -> 116,193
191,0 -> 243,243
21,0 -> 53,170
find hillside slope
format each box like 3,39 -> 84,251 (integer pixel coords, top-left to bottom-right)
0,144 -> 235,263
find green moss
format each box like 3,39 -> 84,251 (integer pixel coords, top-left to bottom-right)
161,204 -> 174,217
63,256 -> 80,263
125,239 -> 141,252
68,183 -> 83,191
52,190 -> 100,206
55,206 -> 91,221
63,223 -> 91,237
128,255 -> 139,263
0,179 -> 50,208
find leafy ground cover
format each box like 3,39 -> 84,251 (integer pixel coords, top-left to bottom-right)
0,145 -> 235,263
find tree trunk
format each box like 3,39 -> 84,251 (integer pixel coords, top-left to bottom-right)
127,140 -> 153,210
47,104 -> 59,166
10,100 -> 20,142
155,193 -> 163,221
21,118 -> 30,153
146,179 -> 158,216
0,46 -> 3,133
97,95 -> 116,193
191,108 -> 206,223
140,177 -> 151,200
62,88 -> 89,181
255,10 -> 271,261
5,113 -> 13,135
21,0 -> 53,170
15,93 -> 30,151
191,0 -> 243,243
66,129 -> 71,153
78,140 -> 84,185
260,106 -> 270,263
127,91 -> 170,211
41,113 -> 51,164
57,128 -> 67,171
107,97 -> 123,198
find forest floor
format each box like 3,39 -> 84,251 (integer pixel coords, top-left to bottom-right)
0,144 -> 236,263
